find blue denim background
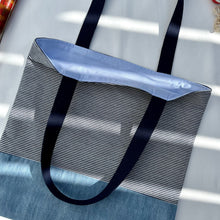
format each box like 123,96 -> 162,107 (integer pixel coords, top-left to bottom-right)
0,152 -> 176,220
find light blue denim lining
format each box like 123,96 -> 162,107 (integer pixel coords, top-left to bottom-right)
0,152 -> 177,220
36,38 -> 210,101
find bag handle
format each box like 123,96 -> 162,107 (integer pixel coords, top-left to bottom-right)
41,0 -> 184,205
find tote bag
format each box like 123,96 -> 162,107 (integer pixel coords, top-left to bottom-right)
0,0 -> 211,219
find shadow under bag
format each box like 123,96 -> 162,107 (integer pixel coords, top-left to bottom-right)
0,0 -> 211,219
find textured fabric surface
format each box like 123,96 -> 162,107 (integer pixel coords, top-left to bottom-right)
0,152 -> 177,220
0,47 -> 211,205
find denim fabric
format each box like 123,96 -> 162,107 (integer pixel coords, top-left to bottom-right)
0,152 -> 176,220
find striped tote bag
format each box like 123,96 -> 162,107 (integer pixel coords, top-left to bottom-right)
0,0 -> 211,219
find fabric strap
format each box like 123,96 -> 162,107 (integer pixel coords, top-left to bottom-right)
41,0 -> 184,205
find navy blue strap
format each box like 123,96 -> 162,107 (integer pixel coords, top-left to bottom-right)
157,0 -> 184,74
41,0 -> 184,205
75,0 -> 106,48
41,0 -> 106,204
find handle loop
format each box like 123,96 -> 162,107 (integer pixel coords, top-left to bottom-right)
41,0 -> 184,205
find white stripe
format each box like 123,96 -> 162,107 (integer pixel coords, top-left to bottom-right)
65,115 -> 121,134
206,84 -> 220,97
57,11 -> 220,44
58,11 -> 159,35
10,107 -> 35,121
181,188 -> 220,205
0,52 -> 24,66
131,127 -> 220,151
8,107 -> 121,134
6,105 -> 220,151
180,28 -> 220,44
194,135 -> 220,151
0,104 -> 10,118
0,162 -> 31,178
0,217 -> 13,220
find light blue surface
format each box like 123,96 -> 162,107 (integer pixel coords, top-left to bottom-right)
0,152 -> 176,220
35,38 -> 210,101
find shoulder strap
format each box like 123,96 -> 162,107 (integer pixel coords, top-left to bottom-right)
157,0 -> 183,73
41,0 -> 184,205
75,0 -> 106,48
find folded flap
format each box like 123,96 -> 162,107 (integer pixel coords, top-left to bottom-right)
33,38 -> 210,101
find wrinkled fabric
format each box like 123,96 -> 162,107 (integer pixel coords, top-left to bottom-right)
35,38 -> 210,101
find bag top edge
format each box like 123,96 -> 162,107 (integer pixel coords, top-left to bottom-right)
31,38 -> 211,101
